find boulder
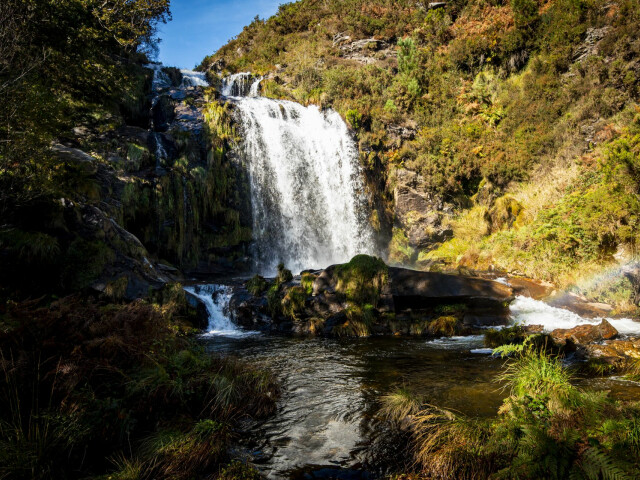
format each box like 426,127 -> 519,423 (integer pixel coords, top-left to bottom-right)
313,262 -> 514,325
550,319 -> 618,348
387,267 -> 513,309
583,338 -> 640,366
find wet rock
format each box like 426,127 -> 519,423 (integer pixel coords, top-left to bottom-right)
583,338 -> 640,366
548,292 -> 615,318
550,319 -> 618,348
152,95 -> 175,132
622,262 -> 640,306
387,267 -> 513,311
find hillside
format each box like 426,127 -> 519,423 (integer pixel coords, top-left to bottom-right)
203,0 -> 640,312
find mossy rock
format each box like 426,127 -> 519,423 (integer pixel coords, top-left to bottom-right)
247,274 -> 268,296
488,195 -> 523,232
428,316 -> 459,336
282,286 -> 307,320
334,254 -> 389,306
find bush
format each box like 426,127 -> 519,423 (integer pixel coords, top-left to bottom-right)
0,292 -> 278,479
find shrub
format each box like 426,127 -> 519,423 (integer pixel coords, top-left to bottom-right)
276,262 -> 293,285
428,316 -> 459,336
385,349 -> 640,479
300,272 -> 316,295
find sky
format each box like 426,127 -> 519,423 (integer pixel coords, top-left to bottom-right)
158,0 -> 283,70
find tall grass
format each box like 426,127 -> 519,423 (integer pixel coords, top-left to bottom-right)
383,348 -> 640,479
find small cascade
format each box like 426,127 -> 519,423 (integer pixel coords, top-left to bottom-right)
221,72 -> 260,98
151,132 -> 167,171
180,69 -> 209,88
509,296 -> 640,335
146,63 -> 172,91
185,284 -> 251,336
222,74 -> 375,274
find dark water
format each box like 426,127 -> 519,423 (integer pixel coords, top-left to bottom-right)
203,334 -> 507,479
202,333 -> 640,479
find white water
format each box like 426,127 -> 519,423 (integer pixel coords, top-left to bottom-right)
222,74 -> 375,274
509,295 -> 640,335
146,63 -> 209,90
185,284 -> 254,337
180,69 -> 208,87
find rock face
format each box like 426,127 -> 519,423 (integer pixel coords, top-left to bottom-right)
392,169 -> 453,254
550,319 -> 619,348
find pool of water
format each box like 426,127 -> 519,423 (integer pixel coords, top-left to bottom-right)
203,334 -> 508,479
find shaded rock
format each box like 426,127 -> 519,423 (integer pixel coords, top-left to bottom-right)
51,143 -> 95,163
551,319 -> 618,348
152,95 -> 175,132
387,267 -> 513,311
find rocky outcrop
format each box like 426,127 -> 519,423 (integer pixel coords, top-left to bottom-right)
550,319 -> 619,348
583,338 -> 640,367
392,169 -> 454,255
227,258 -> 514,337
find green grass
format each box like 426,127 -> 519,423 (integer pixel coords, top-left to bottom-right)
383,348 -> 640,479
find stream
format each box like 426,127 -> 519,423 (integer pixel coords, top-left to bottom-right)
186,284 -> 640,479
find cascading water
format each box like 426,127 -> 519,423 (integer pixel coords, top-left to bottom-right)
509,295 -> 640,335
222,74 -> 375,274
185,284 -> 253,337
180,69 -> 208,88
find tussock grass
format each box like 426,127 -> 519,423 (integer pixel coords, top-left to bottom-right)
382,348 -> 640,479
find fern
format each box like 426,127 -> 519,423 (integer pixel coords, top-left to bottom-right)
576,447 -> 633,480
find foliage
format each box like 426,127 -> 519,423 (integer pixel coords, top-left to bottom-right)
385,348 -> 640,479
334,254 -> 389,306
247,274 -> 268,296
484,325 -> 526,348
300,272 -> 316,295
276,262 -> 294,285
0,290 -> 278,479
282,286 -> 307,321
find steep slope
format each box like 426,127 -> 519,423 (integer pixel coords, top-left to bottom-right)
202,0 -> 640,311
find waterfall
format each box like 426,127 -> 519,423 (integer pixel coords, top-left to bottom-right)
223,75 -> 375,274
185,284 -> 254,336
221,72 -> 259,97
180,69 -> 209,88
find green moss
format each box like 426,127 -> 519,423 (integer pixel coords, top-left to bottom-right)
334,304 -> 376,337
63,238 -> 115,290
388,228 -> 414,266
126,143 -> 148,171
266,283 -> 282,318
300,272 -> 316,295
484,325 -> 526,348
276,263 -> 293,285
246,275 -> 268,296
334,254 -> 388,306
428,316 -> 459,336
281,286 -> 307,321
